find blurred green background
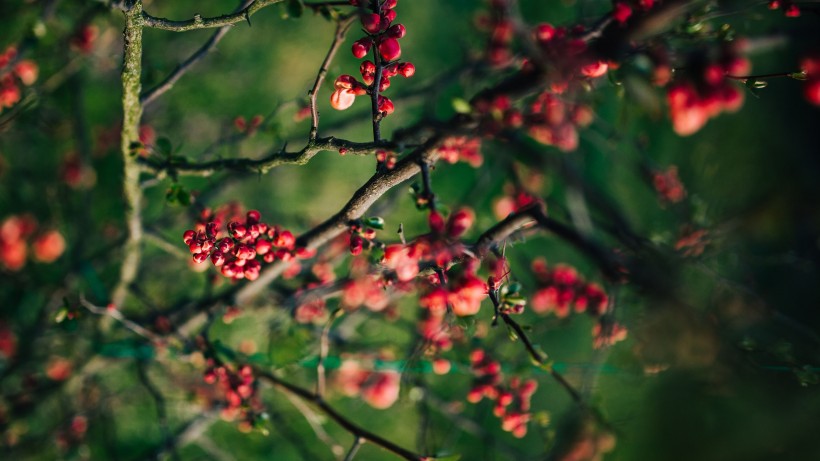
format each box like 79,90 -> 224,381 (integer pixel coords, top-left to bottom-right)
1,0 -> 819,460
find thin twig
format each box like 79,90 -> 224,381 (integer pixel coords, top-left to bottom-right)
343,437 -> 364,461
80,295 -> 162,343
257,371 -> 427,460
141,0 -> 256,106
310,16 -> 357,141
136,362 -> 180,461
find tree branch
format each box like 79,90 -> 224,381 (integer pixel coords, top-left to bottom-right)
142,0 -> 283,32
113,0 -> 145,308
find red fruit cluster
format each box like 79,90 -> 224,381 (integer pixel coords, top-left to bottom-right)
467,349 -> 538,438
331,0 -> 414,116
182,209 -> 305,281
1,215 -> 65,271
592,321 -> 628,349
347,220 -> 380,256
435,136 -> 483,167
529,258 -> 608,318
611,0 -> 657,25
70,25 -> 98,54
768,0 -> 801,17
233,114 -> 263,134
342,274 -> 390,312
478,0 -> 515,67
493,184 -> 541,220
675,226 -> 708,257
335,357 -> 401,409
0,47 -> 38,111
801,56 -> 820,106
526,92 -> 594,152
420,268 -> 487,318
472,95 -> 527,138
652,165 -> 687,204
667,45 -> 749,136
530,22 -> 611,87
203,362 -> 261,429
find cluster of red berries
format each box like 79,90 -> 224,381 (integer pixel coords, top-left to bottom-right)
493,184 -> 541,220
666,44 -> 749,136
652,165 -> 687,204
529,22 -> 611,87
335,356 -> 401,409
467,349 -> 538,438
610,0 -> 657,25
183,210 -> 307,281
435,136 -> 483,167
203,362 -> 262,429
233,114 -> 264,134
592,321 -> 628,349
0,47 -> 38,111
1,215 -> 66,271
347,219 -> 381,256
330,0 -> 415,114
529,258 -> 608,318
801,56 -> 820,106
419,265 -> 488,317
478,0 -> 515,67
768,0 -> 801,17
526,91 -> 594,152
674,226 -> 708,257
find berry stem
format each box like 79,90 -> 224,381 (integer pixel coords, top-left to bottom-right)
369,0 -> 384,143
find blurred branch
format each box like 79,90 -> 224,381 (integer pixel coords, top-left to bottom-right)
136,362 -> 180,461
257,370 -> 429,460
80,295 -> 162,343
282,392 -> 346,458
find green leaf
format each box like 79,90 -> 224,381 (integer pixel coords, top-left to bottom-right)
364,216 -> 385,230
286,0 -> 304,18
451,98 -> 472,114
55,307 -> 69,323
156,137 -> 173,157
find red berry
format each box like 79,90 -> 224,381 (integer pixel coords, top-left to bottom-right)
377,96 -> 394,114
805,80 -> 820,106
379,38 -> 401,61
387,24 -> 406,39
211,251 -> 226,266
382,9 -> 397,24
350,234 -> 363,256
398,62 -> 415,78
352,38 -> 372,59
183,230 -> 196,245
362,13 -> 382,34
428,211 -> 445,233
535,23 -> 555,42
